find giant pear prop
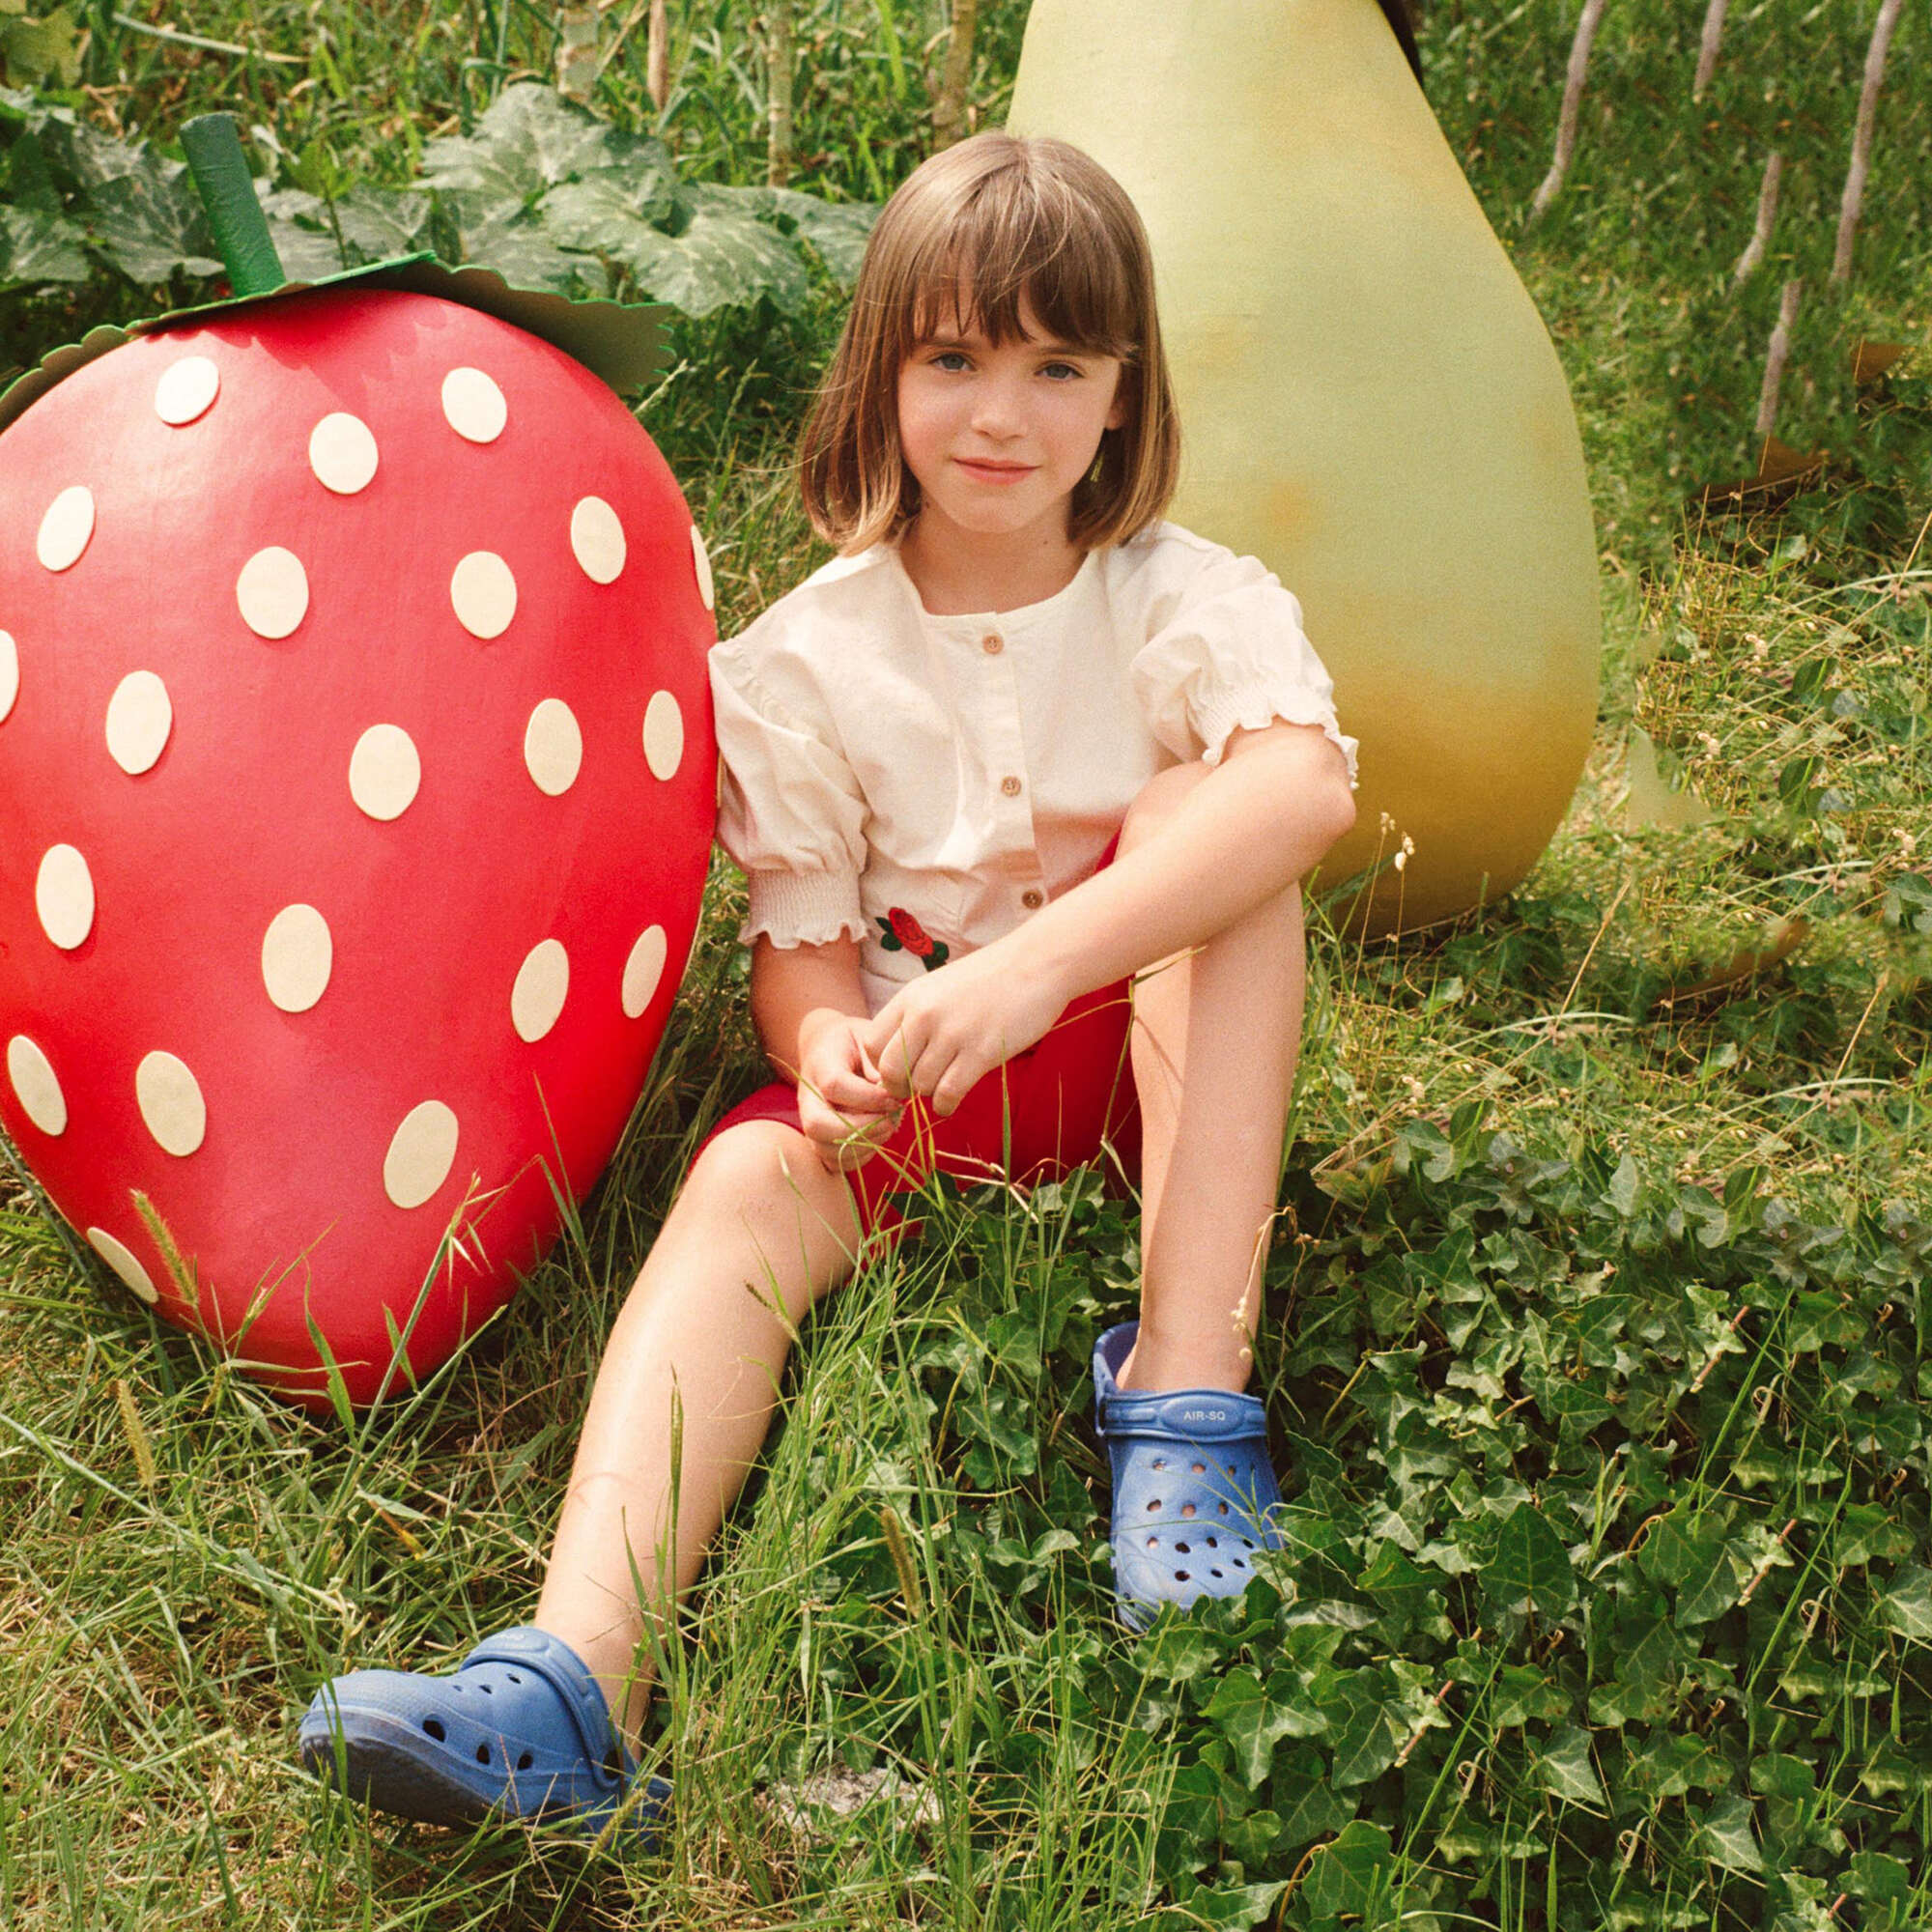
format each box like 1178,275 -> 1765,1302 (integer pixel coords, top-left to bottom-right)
0,120 -> 718,1406
1009,0 -> 1602,929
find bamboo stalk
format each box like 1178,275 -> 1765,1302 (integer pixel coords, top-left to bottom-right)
1754,277 -> 1803,443
1832,0 -> 1904,283
931,0 -> 980,152
556,4 -> 600,101
1692,0 -> 1727,101
1730,150 -> 1781,287
766,0 -> 794,187
1528,0 -> 1608,223
647,0 -> 668,113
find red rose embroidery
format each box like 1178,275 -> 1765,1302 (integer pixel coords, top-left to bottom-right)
877,908 -> 950,971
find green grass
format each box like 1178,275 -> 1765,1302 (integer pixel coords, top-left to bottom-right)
4,2 -> 1932,1927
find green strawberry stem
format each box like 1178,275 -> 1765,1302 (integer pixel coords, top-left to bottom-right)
181,113 -> 286,298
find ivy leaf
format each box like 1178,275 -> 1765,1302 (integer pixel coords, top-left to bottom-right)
1299,1820 -> 1394,1918
1532,1725 -> 1605,1807
1481,1503 -> 1576,1614
1878,1565 -> 1932,1643
1693,1792 -> 1765,1873
1170,1876 -> 1289,1931
1321,1672 -> 1407,1788
1,7 -> 81,90
1203,1667 -> 1304,1788
1272,1745 -> 1353,1848
0,199 -> 88,289
1848,1852 -> 1911,1904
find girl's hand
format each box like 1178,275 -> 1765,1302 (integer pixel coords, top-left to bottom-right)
860,947 -> 1069,1118
795,1008 -> 902,1172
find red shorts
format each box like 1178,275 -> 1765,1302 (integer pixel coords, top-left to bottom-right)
699,978 -> 1142,1237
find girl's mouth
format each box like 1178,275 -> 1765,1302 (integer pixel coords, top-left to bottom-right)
954,459 -> 1036,483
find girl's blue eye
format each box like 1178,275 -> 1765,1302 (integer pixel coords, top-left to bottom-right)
932,351 -> 971,372
1040,361 -> 1080,381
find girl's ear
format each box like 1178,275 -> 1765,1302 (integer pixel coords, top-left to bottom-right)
1104,370 -> 1129,433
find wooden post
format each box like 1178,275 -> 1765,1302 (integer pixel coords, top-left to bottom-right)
1692,0 -> 1727,102
1730,151 -> 1781,288
1529,0 -> 1608,224
647,0 -> 668,115
1833,0 -> 1903,283
767,0 -> 794,186
1754,277 -> 1803,443
931,0 -> 980,152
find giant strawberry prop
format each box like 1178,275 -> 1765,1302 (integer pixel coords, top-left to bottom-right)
0,118 -> 717,1406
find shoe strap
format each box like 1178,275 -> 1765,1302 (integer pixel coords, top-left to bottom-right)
461,1626 -> 632,1778
1096,1386 -> 1268,1445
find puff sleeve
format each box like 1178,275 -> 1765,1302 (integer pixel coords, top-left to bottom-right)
1129,538 -> 1360,783
710,636 -> 870,948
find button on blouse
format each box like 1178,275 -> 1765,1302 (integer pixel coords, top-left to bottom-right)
710,520 -> 1357,1013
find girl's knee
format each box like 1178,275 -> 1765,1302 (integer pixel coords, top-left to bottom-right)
1118,760 -> 1212,854
684,1119 -> 817,1206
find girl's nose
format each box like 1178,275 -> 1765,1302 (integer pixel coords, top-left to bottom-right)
969,377 -> 1026,437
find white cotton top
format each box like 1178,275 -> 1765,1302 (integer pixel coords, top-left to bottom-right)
710,519 -> 1358,1012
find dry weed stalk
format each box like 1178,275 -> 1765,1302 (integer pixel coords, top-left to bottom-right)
1529,0 -> 1608,222
1754,277 -> 1804,441
766,0 -> 794,185
931,0 -> 980,151
647,0 -> 668,113
1693,0 -> 1727,100
1731,150 -> 1781,287
1833,0 -> 1903,282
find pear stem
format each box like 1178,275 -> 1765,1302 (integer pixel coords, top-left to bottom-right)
181,113 -> 286,298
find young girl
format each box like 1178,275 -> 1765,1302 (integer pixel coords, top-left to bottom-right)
298,129 -> 1357,1836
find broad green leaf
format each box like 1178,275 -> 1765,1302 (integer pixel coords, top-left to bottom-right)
1272,1745 -> 1353,1848
1203,1666 -> 1304,1787
1,7 -> 79,89
1847,1852 -> 1911,1904
538,172 -> 679,273
1533,1725 -> 1605,1807
0,200 -> 88,289
1748,1752 -> 1817,1800
418,80 -> 646,203
254,186 -> 355,281
1136,1616 -> 1222,1687
1321,1673 -> 1407,1788
637,184 -> 809,315
82,156 -> 220,285
1878,1565 -> 1932,1642
1173,1877 -> 1289,1931
455,203 -> 600,296
1299,1819 -> 1394,1918
1693,1792 -> 1764,1873
1481,1502 -> 1576,1613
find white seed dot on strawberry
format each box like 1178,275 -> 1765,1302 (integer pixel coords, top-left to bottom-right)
104,669 -> 173,776
261,904 -> 333,1013
524,697 -> 582,797
36,486 -> 94,573
236,546 -> 310,639
690,524 -> 715,611
36,844 -> 94,951
450,551 -> 517,640
135,1050 -> 207,1157
309,412 -> 379,496
642,690 -> 684,781
621,924 -> 668,1020
0,631 -> 16,724
154,355 -> 220,427
570,496 -> 626,584
442,367 -> 507,444
511,939 -> 570,1043
348,724 -> 421,821
384,1100 -> 459,1209
6,1035 -> 68,1136
88,1227 -> 158,1304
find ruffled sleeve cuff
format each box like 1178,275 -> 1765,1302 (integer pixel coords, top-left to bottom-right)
740,867 -> 868,950
1194,683 -> 1361,785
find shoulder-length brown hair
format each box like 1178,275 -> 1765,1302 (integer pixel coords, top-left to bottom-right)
798,131 -> 1180,555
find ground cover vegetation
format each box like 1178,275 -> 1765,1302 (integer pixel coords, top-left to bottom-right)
1,1 -> 1928,1926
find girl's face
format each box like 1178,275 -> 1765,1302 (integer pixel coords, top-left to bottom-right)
895,296 -> 1126,552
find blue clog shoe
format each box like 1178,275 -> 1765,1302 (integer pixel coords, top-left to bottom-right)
1093,1321 -> 1286,1629
298,1624 -> 669,1840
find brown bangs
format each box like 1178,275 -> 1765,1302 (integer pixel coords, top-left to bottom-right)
799,131 -> 1180,556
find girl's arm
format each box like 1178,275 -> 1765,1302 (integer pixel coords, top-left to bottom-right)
750,934 -> 901,1170
861,721 -> 1356,1113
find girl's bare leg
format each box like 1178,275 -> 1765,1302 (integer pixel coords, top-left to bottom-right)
532,1121 -> 864,1744
1118,761 -> 1307,1395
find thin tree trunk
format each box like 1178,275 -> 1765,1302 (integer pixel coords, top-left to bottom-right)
1731,151 -> 1781,287
766,0 -> 794,187
1754,277 -> 1803,443
1833,0 -> 1903,283
931,0 -> 980,151
1692,0 -> 1727,101
1529,0 -> 1608,223
556,5 -> 600,101
647,0 -> 668,113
